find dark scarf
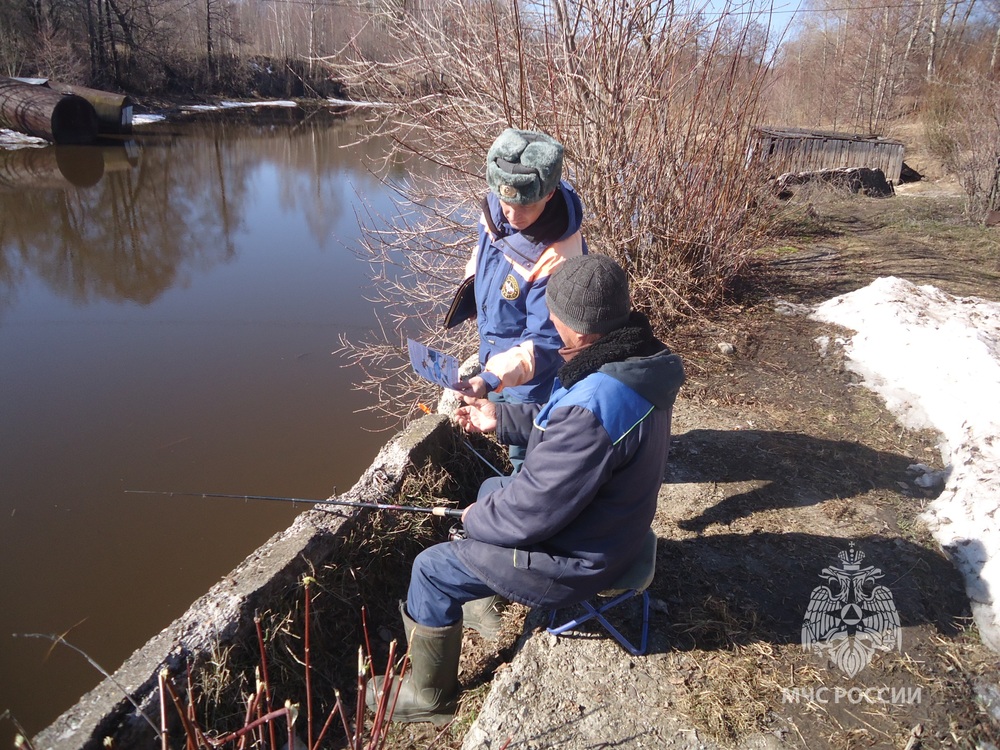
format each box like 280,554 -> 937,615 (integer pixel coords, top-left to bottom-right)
557,312 -> 667,389
481,189 -> 569,246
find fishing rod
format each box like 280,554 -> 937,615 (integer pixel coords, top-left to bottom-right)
124,490 -> 465,518
415,402 -> 506,477
462,440 -> 505,477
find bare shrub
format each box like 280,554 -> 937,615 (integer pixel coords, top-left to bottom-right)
329,0 -> 780,418
931,75 -> 1000,223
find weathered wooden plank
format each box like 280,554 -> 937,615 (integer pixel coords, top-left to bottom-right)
754,126 -> 905,183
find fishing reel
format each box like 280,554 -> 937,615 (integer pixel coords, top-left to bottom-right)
448,524 -> 467,541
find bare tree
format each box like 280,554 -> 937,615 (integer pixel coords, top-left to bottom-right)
328,0 -> 779,417
772,0 -> 918,132
941,74 -> 1000,221
0,0 -> 36,76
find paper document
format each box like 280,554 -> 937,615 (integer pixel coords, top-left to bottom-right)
407,338 -> 460,389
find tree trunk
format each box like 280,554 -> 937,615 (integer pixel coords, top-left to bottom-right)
991,20 -> 1000,71
902,0 -> 926,75
102,0 -> 121,86
85,0 -> 98,81
206,0 -> 214,86
927,0 -> 945,80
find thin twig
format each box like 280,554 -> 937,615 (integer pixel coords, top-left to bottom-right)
304,577 -> 314,750
158,671 -> 169,750
3,709 -> 37,750
161,672 -> 208,747
254,614 -> 278,750
15,633 -> 160,737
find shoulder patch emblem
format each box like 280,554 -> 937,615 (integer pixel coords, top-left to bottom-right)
501,274 -> 520,300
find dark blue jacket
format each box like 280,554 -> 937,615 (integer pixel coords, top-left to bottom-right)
455,346 -> 684,608
470,180 -> 586,403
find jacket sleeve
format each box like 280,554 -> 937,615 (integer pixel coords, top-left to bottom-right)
463,405 -> 616,546
495,401 -> 542,448
483,237 -> 582,390
464,242 -> 478,279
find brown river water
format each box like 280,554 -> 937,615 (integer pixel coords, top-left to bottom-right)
0,110 -> 422,742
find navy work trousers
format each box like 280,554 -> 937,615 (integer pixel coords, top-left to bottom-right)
406,542 -> 496,627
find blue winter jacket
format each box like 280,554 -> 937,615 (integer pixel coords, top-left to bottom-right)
471,180 -> 586,403
455,345 -> 685,609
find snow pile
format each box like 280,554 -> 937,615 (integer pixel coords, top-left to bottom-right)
132,113 -> 166,125
812,276 -> 1000,652
181,100 -> 298,112
325,96 -> 393,108
0,127 -> 47,148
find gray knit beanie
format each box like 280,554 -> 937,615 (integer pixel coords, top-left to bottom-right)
547,254 -> 631,335
486,129 -> 564,205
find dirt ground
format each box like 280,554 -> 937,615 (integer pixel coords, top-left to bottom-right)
376,173 -> 1000,749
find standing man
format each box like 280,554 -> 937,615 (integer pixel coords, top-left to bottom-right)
450,128 -> 587,470
369,254 -> 685,725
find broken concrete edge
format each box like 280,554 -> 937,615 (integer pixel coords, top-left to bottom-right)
32,413 -> 454,750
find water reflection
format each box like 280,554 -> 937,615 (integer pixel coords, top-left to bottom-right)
0,142 -> 138,190
1,113 -> 403,310
0,112 -> 409,743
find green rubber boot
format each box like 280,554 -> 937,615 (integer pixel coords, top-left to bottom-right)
365,604 -> 463,725
462,595 -> 506,641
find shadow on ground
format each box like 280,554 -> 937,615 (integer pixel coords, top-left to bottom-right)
647,531 -> 968,655
669,428 -> 929,531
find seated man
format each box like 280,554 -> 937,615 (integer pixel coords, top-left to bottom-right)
366,254 -> 685,724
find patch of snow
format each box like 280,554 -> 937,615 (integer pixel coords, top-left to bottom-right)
181,100 -> 298,113
132,113 -> 165,125
326,96 -> 393,108
812,276 -> 1000,652
0,128 -> 48,148
220,100 -> 297,108
774,299 -> 813,316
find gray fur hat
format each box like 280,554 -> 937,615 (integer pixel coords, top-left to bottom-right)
547,254 -> 631,335
486,129 -> 564,205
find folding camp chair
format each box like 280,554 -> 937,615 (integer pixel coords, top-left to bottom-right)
546,528 -> 658,656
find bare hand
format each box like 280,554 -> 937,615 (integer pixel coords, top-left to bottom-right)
454,396 -> 498,433
452,376 -> 489,399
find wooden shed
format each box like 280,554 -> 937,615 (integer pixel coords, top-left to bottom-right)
753,126 -> 905,184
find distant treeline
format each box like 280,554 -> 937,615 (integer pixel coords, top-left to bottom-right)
0,0 -> 386,99
3,0 -> 1000,126
3,0 -> 999,223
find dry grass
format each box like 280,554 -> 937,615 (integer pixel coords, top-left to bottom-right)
671,597 -> 784,741
175,424 -> 509,748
